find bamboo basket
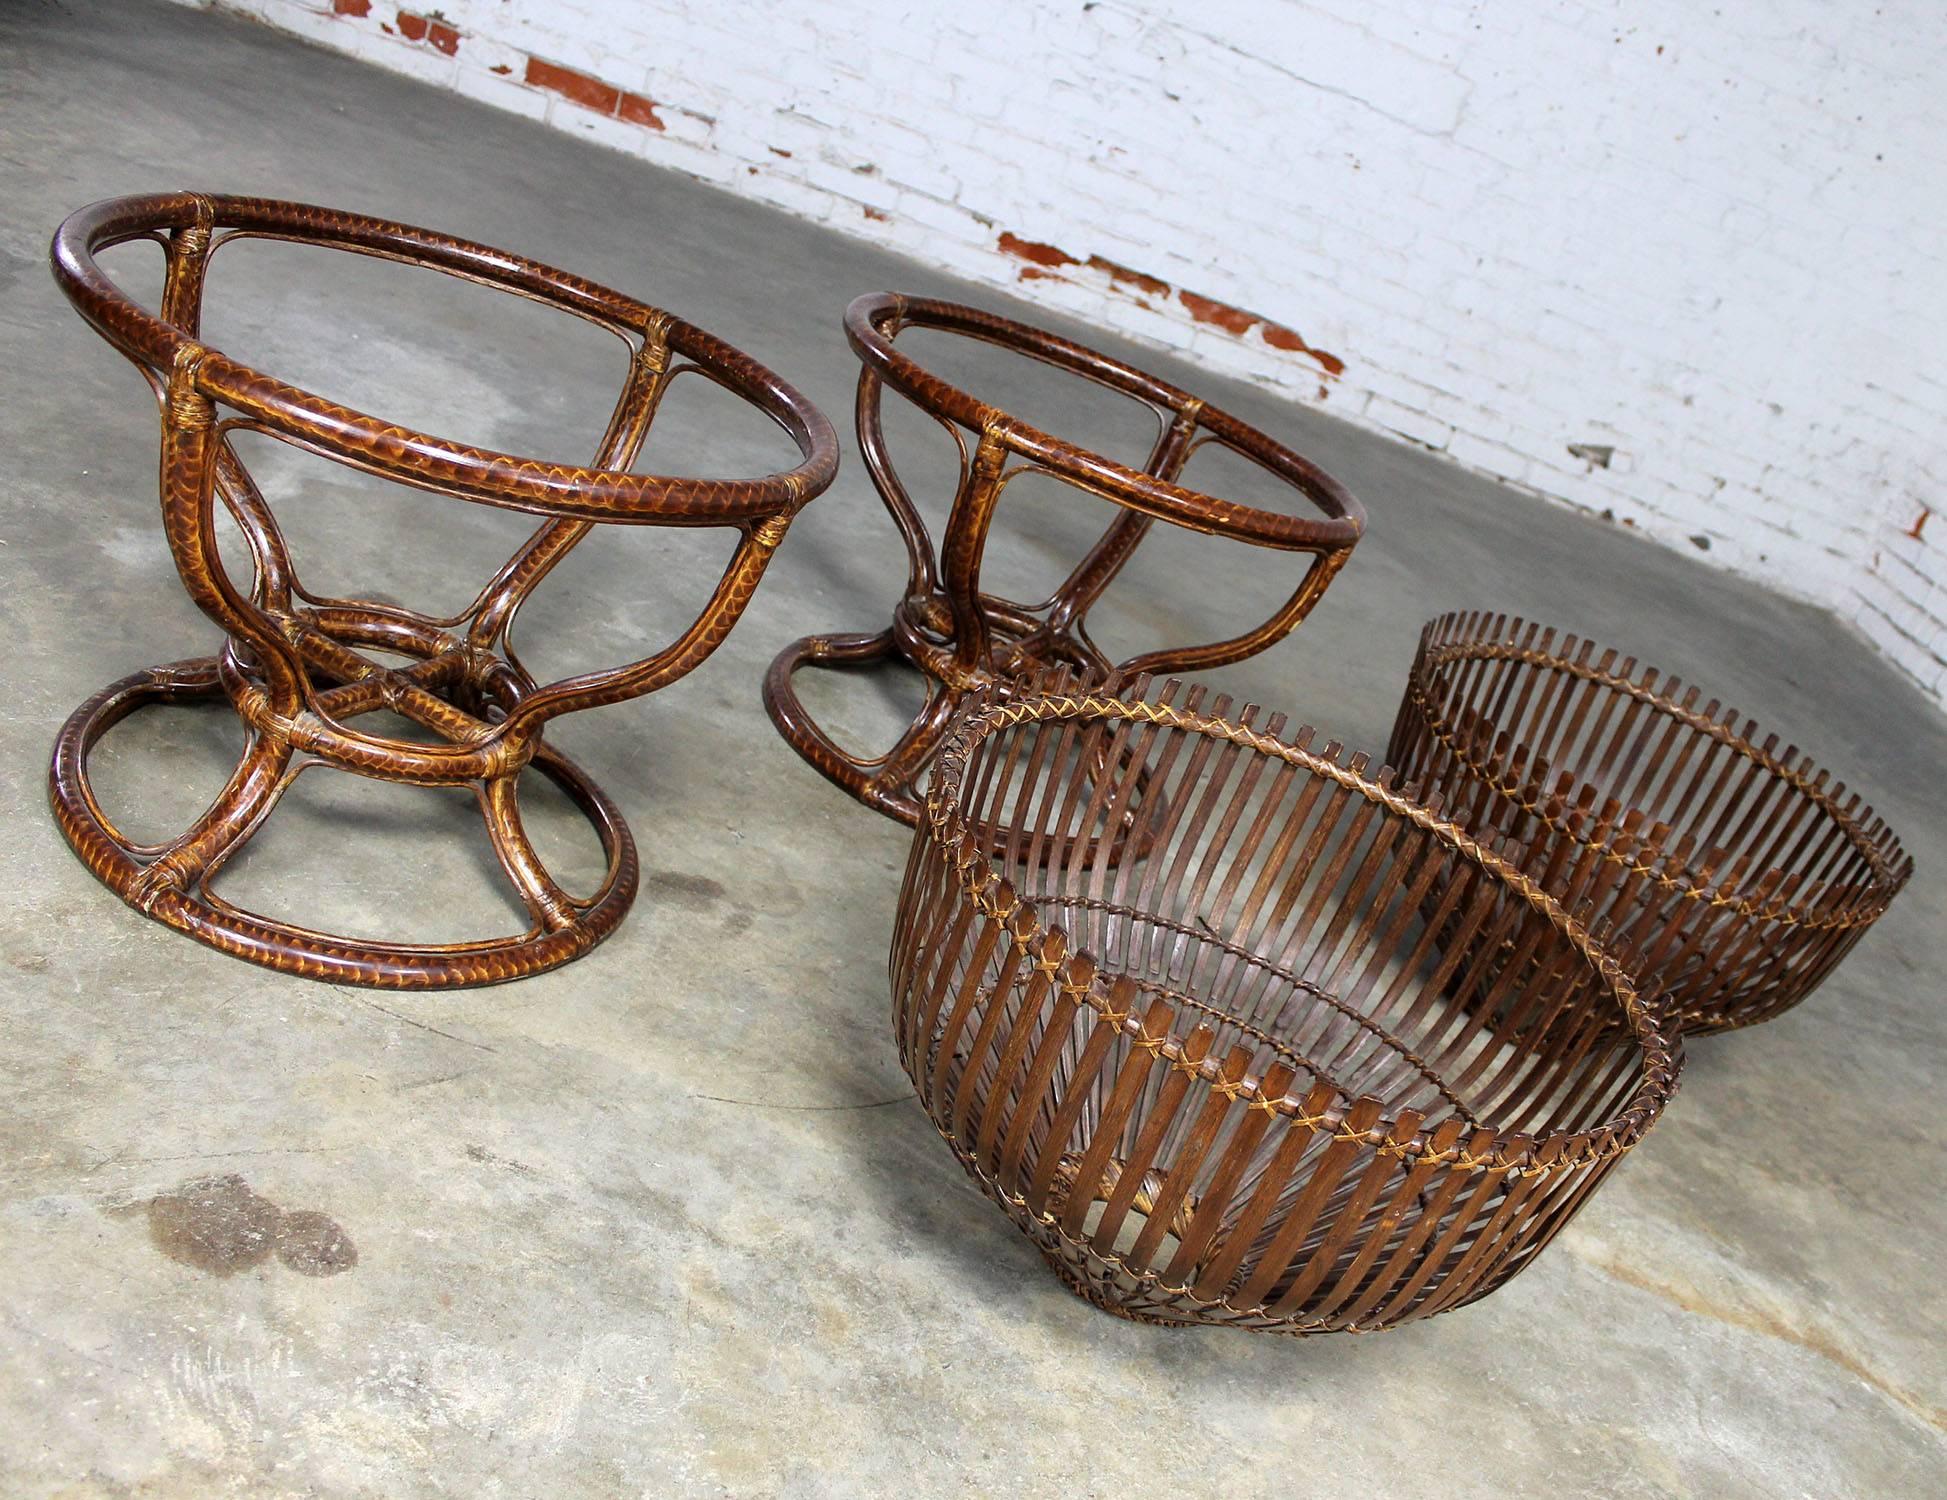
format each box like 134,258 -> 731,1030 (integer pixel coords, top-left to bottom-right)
891,676 -> 1679,1334
1389,613 -> 1912,1036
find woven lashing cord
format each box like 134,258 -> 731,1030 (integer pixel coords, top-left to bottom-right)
1406,641 -> 1905,931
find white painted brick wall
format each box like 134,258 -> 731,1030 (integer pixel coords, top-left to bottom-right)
166,0 -> 1947,707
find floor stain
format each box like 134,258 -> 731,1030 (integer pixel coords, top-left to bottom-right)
144,1175 -> 280,1277
274,1208 -> 359,1276
125,1174 -> 357,1279
645,869 -> 728,907
646,868 -> 756,936
465,1142 -> 535,1175
1577,1244 -> 1945,1433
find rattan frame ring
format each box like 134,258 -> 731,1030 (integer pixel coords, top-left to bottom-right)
1387,612 -> 1913,1035
891,674 -> 1680,1335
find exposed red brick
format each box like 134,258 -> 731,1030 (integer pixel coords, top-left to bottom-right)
525,56 -> 620,115
997,232 -> 1078,270
862,205 -> 890,223
618,92 -> 664,129
1908,506 -> 1931,541
1086,254 -> 1170,299
1260,320 -> 1346,375
332,0 -> 371,16
427,20 -> 460,55
1178,289 -> 1258,337
395,10 -> 426,41
489,62 -> 512,75
1018,266 -> 1061,282
768,146 -> 793,158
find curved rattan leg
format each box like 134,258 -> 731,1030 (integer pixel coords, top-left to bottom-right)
480,769 -> 586,934
764,633 -> 1175,866
50,658 -> 288,893
49,660 -> 640,989
762,629 -> 961,827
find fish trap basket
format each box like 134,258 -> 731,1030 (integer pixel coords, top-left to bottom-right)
1389,613 -> 1912,1036
891,677 -> 1679,1335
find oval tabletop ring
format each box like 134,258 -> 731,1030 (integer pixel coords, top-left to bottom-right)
765,290 -> 1366,828
47,192 -> 838,989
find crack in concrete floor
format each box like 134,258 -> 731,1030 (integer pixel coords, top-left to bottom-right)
1574,1242 -> 1946,1434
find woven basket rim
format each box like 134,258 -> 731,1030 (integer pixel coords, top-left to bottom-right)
922,681 -> 1682,1179
1413,610 -> 1914,930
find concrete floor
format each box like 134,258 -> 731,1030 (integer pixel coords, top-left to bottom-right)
2,3 -> 1943,1495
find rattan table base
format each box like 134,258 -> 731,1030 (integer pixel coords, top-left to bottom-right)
46,192 -> 836,988
766,293 -> 1364,826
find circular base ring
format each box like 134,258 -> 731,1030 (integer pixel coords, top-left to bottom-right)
762,629 -> 939,826
49,659 -> 639,990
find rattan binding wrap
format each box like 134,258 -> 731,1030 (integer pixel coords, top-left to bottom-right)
891,676 -> 1679,1335
1388,612 -> 1913,1035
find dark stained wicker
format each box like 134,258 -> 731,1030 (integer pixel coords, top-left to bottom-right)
891,675 -> 1678,1334
765,292 -> 1365,825
1388,612 -> 1913,1035
46,192 -> 837,989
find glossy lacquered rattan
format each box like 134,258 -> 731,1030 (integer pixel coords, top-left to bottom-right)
891,677 -> 1678,1334
47,192 -> 837,989
765,292 -> 1365,825
1388,612 -> 1912,1035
